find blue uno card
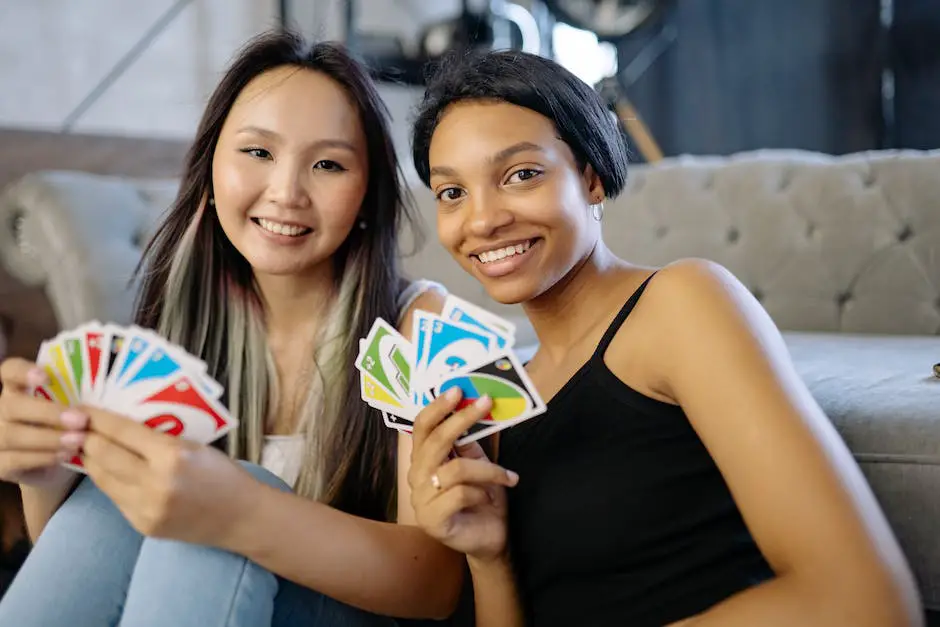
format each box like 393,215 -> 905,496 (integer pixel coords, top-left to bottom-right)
447,309 -> 511,349
414,314 -> 497,405
114,334 -> 152,385
119,342 -> 221,399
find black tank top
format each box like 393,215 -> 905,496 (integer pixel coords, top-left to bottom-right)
499,275 -> 774,626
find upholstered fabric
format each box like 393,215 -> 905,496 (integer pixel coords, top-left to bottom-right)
785,331 -> 940,605
1,150 -> 939,609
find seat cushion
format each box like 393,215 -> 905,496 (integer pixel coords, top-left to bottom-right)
784,331 -> 940,609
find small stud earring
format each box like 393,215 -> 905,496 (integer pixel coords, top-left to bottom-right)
590,202 -> 604,222
358,219 -> 368,230
208,197 -> 215,207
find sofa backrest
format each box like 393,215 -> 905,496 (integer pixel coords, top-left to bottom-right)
1,149 -> 938,335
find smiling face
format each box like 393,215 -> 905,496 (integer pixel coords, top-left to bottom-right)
211,65 -> 368,280
429,100 -> 605,304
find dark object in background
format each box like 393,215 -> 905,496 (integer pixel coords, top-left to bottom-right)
613,0 -> 885,158
890,0 -> 940,149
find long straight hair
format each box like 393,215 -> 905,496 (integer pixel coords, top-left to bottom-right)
133,31 -> 416,521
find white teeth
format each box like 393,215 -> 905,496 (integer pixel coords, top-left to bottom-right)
478,240 -> 532,264
257,218 -> 310,237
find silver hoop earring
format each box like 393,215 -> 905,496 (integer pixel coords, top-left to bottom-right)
590,202 -> 604,222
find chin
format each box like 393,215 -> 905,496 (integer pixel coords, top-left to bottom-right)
479,276 -> 545,306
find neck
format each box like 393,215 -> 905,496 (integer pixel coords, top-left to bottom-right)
255,262 -> 337,350
522,240 -> 627,354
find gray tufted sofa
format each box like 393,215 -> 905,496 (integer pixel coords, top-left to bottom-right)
1,149 -> 939,616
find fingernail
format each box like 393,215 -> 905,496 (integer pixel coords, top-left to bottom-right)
506,470 -> 519,485
27,367 -> 48,388
60,431 -> 86,450
445,387 -> 461,401
475,395 -> 492,409
60,410 -> 88,430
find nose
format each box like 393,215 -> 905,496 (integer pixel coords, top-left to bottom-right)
269,161 -> 311,210
465,189 -> 513,237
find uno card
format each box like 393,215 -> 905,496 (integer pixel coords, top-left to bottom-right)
441,295 -> 515,349
381,411 -> 414,434
77,321 -> 105,399
121,374 -> 237,443
116,339 -> 221,402
355,318 -> 414,406
431,351 -> 546,446
412,311 -> 498,405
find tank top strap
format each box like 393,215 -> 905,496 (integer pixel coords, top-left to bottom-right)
592,272 -> 658,359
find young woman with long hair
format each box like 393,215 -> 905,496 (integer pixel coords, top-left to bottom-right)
0,31 -> 467,626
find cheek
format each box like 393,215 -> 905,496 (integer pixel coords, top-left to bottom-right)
319,175 -> 367,229
212,154 -> 263,214
436,213 -> 463,256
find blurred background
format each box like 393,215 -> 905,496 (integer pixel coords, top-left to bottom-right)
1,0 -> 939,602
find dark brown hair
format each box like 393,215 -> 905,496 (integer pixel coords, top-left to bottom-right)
133,30 -> 415,521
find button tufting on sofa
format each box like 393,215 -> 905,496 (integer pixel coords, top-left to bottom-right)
896,224 -> 914,242
726,227 -> 740,244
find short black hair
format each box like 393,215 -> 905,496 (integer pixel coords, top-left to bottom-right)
411,49 -> 629,198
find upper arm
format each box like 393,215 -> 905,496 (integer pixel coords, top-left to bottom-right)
648,260 -> 910,593
394,285 -> 448,525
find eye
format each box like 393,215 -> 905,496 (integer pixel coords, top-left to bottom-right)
240,147 -> 272,160
506,168 -> 542,184
436,187 -> 465,202
314,160 -> 347,172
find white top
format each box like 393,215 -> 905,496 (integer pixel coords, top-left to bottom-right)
259,280 -> 443,485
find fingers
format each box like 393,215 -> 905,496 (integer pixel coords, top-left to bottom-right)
0,358 -> 47,393
0,450 -> 68,475
0,393 -> 80,429
83,406 -> 168,459
0,421 -> 85,452
413,394 -> 495,475
431,457 -> 519,495
422,484 -> 493,528
83,431 -> 146,484
411,387 -> 465,448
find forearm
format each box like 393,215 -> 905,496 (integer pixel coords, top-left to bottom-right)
20,475 -> 80,543
467,555 -> 525,627
677,572 -> 922,627
220,481 -> 465,619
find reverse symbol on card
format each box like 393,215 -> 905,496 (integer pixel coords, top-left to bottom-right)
144,414 -> 185,436
445,356 -> 467,371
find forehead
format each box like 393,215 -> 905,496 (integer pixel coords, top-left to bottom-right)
225,65 -> 362,139
429,100 -> 559,160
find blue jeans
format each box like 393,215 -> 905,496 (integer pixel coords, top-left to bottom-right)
0,462 -> 399,627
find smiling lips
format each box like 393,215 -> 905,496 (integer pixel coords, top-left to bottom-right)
474,239 -> 535,264
253,217 -> 312,237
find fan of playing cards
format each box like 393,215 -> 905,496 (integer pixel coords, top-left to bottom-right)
356,295 -> 545,446
31,322 -> 239,473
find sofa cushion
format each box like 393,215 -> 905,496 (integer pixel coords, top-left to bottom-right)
785,331 -> 940,609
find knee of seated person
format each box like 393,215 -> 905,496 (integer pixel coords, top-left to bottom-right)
237,461 -> 292,493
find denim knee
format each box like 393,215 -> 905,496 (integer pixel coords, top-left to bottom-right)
237,460 -> 292,493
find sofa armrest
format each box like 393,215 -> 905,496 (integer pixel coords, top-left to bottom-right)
0,171 -> 173,330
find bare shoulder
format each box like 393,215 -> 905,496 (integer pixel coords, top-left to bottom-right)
634,257 -> 779,365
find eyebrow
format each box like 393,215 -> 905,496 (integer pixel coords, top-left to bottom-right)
429,141 -> 546,178
236,126 -> 357,152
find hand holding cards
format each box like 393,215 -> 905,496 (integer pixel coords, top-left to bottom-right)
356,295 -> 544,446
31,322 -> 238,472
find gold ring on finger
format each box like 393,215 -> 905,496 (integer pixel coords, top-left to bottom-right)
431,473 -> 442,491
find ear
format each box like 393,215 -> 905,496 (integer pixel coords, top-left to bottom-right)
582,163 -> 606,204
